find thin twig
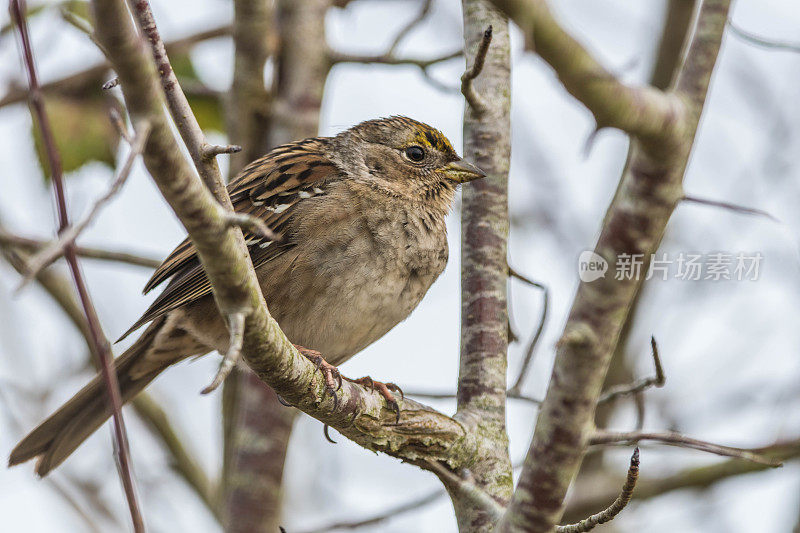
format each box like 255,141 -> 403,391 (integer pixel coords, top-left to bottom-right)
427,461 -> 505,522
461,25 -> 492,114
386,0 -> 433,56
9,1 -> 144,530
130,395 -> 219,520
109,106 -> 132,143
589,430 -> 781,466
407,389 -> 541,405
0,231 -> 160,268
329,48 -> 461,69
508,266 -> 549,395
130,0 -> 232,204
59,7 -> 105,52
17,122 -> 151,290
556,448 -> 639,532
0,24 -> 232,109
681,194 -> 779,221
565,438 -> 800,521
0,226 -> 214,521
221,210 -> 280,241
330,48 -> 462,93
598,336 -> 665,404
0,384 -> 118,533
201,143 -> 242,159
328,15 -> 461,94
202,312 -> 246,394
727,20 -> 800,53
298,488 -> 445,533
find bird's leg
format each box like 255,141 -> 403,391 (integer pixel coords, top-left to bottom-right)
294,345 -> 342,408
345,376 -> 403,423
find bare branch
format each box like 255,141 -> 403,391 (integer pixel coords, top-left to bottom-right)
0,231 -> 160,269
17,122 -> 151,290
589,431 -> 781,466
681,194 -> 780,221
460,25 -> 492,114
201,312 -> 246,394
329,48 -> 462,93
201,143 -> 242,159
129,1 -> 232,204
226,0 -> 272,172
298,488 -> 445,533
565,438 -> 800,522
495,1 -> 733,530
109,106 -> 132,142
221,210 -> 281,241
329,48 -> 461,68
407,389 -> 541,405
0,25 -> 231,109
507,266 -> 549,395
0,226 -> 215,522
130,394 -> 219,520
728,20 -> 800,53
489,0 -> 681,146
598,336 -> 665,405
446,5 -> 514,528
428,461 -> 505,522
59,7 -> 104,52
327,5 -> 461,95
556,448 -> 639,533
9,1 -> 143,528
386,0 -> 433,57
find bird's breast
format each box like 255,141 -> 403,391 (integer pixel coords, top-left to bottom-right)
266,202 -> 448,365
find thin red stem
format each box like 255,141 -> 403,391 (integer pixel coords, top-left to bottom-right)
9,1 -> 144,530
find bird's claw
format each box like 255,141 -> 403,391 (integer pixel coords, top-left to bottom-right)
295,345 -> 342,408
348,376 -> 403,423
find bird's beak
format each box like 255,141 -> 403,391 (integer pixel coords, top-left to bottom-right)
443,158 -> 486,183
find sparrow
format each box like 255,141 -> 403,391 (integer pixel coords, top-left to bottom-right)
9,116 -> 485,476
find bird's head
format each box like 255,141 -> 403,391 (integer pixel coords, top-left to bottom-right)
332,116 -> 485,209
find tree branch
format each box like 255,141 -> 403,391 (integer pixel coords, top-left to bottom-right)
226,0 -> 272,171
488,0 -> 681,146
385,0 -> 433,57
0,234 -> 218,522
0,24 -> 231,109
507,266 -> 549,395
589,431 -> 781,466
597,336 -> 665,405
298,488 -> 445,533
0,231 -> 160,269
130,394 -> 219,521
564,439 -> 800,522
460,24 -> 492,114
129,1 -> 231,204
447,2 -> 514,529
556,448 -> 639,533
494,1 -> 733,531
17,122 -> 151,289
10,2 -> 144,529
727,20 -> 800,53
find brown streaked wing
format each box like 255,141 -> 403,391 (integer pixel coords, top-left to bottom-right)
117,137 -> 338,342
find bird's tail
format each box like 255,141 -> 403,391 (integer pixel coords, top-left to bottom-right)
9,318 -> 170,476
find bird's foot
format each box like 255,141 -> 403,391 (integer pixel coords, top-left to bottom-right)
346,376 -> 403,423
295,345 -> 342,408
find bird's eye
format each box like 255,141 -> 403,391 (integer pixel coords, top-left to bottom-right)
405,146 -> 425,162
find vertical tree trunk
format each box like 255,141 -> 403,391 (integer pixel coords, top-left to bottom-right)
449,2 -> 513,531
222,1 -> 331,531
